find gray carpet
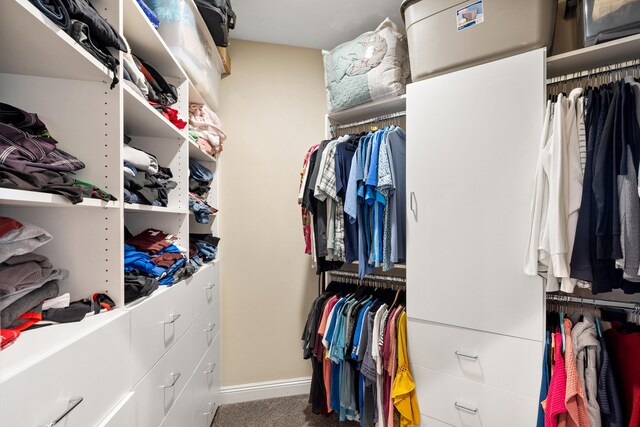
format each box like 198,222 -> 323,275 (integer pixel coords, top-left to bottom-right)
212,395 -> 360,427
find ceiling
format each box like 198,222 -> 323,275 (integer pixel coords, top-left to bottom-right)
229,0 -> 405,50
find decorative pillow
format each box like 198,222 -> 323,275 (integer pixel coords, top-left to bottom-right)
323,18 -> 410,113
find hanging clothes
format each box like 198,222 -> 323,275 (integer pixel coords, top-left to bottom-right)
299,127 -> 407,277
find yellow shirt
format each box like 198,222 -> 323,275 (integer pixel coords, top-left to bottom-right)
391,311 -> 420,426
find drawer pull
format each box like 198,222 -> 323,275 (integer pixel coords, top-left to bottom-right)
204,363 -> 217,374
454,401 -> 478,414
204,323 -> 216,332
203,402 -> 216,415
455,351 -> 478,361
42,396 -> 83,426
203,283 -> 216,290
163,313 -> 181,324
162,372 -> 181,388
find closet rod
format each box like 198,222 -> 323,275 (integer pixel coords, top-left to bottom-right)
546,294 -> 640,312
546,58 -> 640,84
327,270 -> 406,284
332,111 -> 407,131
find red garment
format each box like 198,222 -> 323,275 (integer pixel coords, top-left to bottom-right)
545,332 -> 568,427
148,102 -> 187,130
299,145 -> 319,254
0,329 -> 20,350
0,216 -> 22,237
605,322 -> 640,427
151,252 -> 184,268
126,228 -> 176,254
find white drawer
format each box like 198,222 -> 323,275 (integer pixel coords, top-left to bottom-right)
407,319 -> 542,397
159,379 -> 194,427
413,366 -> 538,427
195,397 -> 219,427
129,283 -> 193,386
0,312 -> 130,427
191,297 -> 220,359
133,308 -> 203,427
421,415 -> 455,426
183,263 -> 219,323
97,392 -> 135,427
192,335 -> 221,411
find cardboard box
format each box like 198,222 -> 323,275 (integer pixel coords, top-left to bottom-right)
217,47 -> 231,76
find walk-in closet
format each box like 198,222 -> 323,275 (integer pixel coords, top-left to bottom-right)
2,0 -> 640,426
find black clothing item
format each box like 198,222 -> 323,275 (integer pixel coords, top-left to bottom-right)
59,0 -> 126,51
194,0 -> 236,47
43,301 -> 91,323
68,19 -> 120,88
335,139 -> 358,264
190,234 -> 220,248
0,166 -> 84,204
308,141 -> 329,258
124,272 -> 159,304
29,0 -> 71,30
123,167 -> 177,207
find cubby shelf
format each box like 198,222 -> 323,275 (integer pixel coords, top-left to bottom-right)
124,203 -> 188,214
0,189 -> 119,209
122,0 -> 188,81
188,140 -> 218,163
123,84 -> 186,140
0,0 -> 113,82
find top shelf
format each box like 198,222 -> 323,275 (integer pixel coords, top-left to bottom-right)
0,0 -> 112,82
123,0 -> 187,81
547,33 -> 640,78
327,95 -> 407,125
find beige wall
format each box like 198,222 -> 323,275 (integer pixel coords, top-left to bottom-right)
217,39 -> 325,386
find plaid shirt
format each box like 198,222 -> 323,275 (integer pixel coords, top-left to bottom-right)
316,139 -> 346,261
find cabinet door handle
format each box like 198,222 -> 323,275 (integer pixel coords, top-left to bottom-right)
454,401 -> 478,414
455,351 -> 479,361
410,191 -> 417,220
161,372 -> 181,388
163,313 -> 181,324
203,402 -> 216,415
42,396 -> 83,426
203,363 -> 217,374
203,283 -> 216,291
203,323 -> 216,332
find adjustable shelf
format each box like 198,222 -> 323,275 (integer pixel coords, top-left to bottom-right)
188,140 -> 218,163
123,84 -> 186,140
327,95 -> 407,125
0,0 -> 113,82
0,189 -> 119,209
124,203 -> 188,214
547,33 -> 640,78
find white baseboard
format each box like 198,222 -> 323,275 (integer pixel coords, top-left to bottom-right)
220,377 -> 311,405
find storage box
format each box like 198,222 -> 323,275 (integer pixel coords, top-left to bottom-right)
401,0 -> 557,81
217,47 -> 231,76
580,0 -> 640,46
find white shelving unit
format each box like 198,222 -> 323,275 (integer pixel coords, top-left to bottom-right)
0,0 -> 222,425
327,95 -> 406,125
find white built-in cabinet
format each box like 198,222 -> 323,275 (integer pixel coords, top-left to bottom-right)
406,33 -> 640,427
0,0 -> 222,425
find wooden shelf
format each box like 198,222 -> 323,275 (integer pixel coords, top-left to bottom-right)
0,0 -> 112,82
327,95 -> 407,125
547,34 -> 640,78
189,140 -> 218,163
0,188 -> 119,209
123,84 -> 186,140
123,0 -> 187,81
124,203 -> 188,214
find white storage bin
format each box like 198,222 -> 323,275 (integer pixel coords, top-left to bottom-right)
401,0 -> 556,80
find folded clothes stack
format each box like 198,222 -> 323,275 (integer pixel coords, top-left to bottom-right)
189,160 -> 218,223
0,217 -> 115,351
189,104 -> 227,157
124,228 -> 196,290
123,140 -> 177,207
27,0 -> 126,88
0,103 -> 117,204
189,234 -> 220,268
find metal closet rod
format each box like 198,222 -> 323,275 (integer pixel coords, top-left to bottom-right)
547,58 -> 640,84
328,270 -> 406,284
546,293 -> 640,311
333,111 -> 407,131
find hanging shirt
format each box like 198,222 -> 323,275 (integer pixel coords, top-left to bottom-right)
387,127 -> 407,263
335,138 -> 358,263
378,129 -> 395,270
391,311 -> 420,427
558,319 -> 590,427
299,145 -> 319,254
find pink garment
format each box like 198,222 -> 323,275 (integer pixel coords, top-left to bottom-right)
382,307 -> 398,423
387,306 -> 403,427
558,319 -> 590,427
545,332 -> 568,427
189,103 -> 226,156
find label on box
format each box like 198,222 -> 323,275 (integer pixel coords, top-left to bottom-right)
456,0 -> 484,31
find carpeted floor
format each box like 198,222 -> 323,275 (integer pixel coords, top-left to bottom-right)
212,394 -> 361,427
